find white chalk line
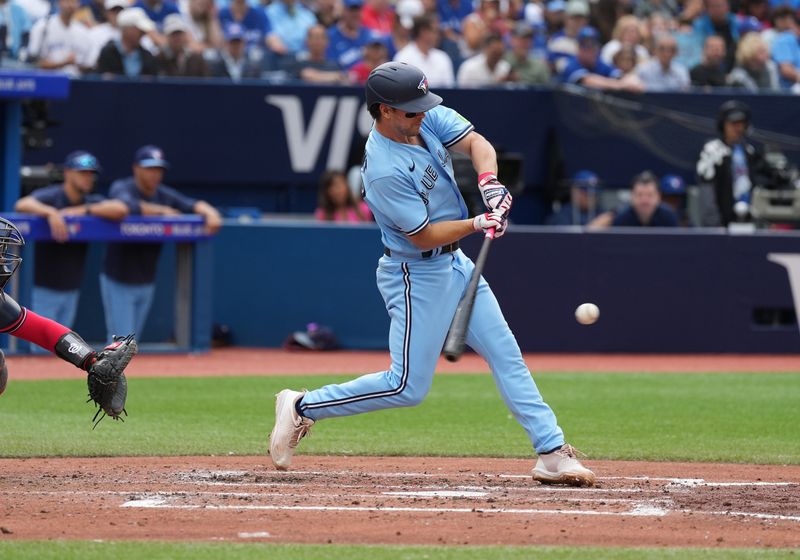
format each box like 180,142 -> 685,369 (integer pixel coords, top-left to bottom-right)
174,479 -> 645,494
1,488 -> 656,507
120,496 -> 800,522
201,470 -> 795,488
120,497 -> 670,517
680,509 -> 800,522
121,469 -> 800,522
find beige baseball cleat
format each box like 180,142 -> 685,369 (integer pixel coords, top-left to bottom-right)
532,443 -> 596,487
269,389 -> 314,470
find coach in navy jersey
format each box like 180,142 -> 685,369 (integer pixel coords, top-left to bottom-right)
101,145 -> 222,343
15,151 -> 128,330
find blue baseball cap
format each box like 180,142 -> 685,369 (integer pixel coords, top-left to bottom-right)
577,25 -> 601,45
738,15 -> 763,35
134,145 -> 169,168
64,150 -> 101,172
660,174 -> 686,195
343,0 -> 363,7
365,34 -> 391,48
546,0 -> 565,11
572,170 -> 600,189
224,22 -> 245,41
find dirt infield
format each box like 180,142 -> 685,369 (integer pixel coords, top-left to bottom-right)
2,349 -> 799,548
0,456 -> 798,547
5,348 -> 800,380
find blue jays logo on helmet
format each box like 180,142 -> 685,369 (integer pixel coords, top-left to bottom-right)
417,77 -> 428,95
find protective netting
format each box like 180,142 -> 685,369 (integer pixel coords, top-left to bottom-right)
553,85 -> 800,184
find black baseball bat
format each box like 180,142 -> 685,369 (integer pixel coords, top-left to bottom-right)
442,229 -> 495,362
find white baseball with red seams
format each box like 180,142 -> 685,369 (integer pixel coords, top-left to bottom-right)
575,303 -> 600,325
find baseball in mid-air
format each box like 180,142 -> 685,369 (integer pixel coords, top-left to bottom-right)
575,303 -> 600,325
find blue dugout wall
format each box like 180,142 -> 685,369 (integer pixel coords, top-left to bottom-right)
204,223 -> 800,353
52,222 -> 799,353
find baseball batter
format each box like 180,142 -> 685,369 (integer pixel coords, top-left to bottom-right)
270,61 -> 595,486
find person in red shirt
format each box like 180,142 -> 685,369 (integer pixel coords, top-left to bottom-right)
361,0 -> 395,36
348,36 -> 390,82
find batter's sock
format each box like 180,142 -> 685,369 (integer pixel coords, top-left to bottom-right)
540,444 -> 565,455
2,308 -> 72,355
295,398 -> 305,419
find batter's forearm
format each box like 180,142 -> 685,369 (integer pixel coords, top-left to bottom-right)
468,133 -> 498,175
407,220 -> 475,250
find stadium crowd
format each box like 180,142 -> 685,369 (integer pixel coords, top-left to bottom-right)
0,0 -> 798,91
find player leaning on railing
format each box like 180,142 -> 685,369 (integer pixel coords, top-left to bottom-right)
0,217 -> 137,427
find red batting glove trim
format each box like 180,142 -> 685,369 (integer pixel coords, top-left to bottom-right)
478,172 -> 497,186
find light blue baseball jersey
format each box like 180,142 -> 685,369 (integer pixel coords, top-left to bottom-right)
361,105 -> 474,257
297,102 -> 567,457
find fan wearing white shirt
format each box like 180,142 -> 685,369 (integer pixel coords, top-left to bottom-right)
393,14 -> 455,87
457,31 -> 511,87
27,0 -> 93,75
86,0 -> 128,67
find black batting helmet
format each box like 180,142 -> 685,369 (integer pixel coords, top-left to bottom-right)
365,61 -> 442,113
716,100 -> 751,134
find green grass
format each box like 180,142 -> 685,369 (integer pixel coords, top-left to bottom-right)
0,373 -> 798,463
0,542 -> 796,560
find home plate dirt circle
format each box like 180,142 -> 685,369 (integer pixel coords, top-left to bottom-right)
1,455 -> 798,548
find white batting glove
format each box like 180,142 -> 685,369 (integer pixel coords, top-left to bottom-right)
472,210 -> 508,238
478,172 -> 512,217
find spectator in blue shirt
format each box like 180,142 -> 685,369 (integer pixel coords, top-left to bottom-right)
770,8 -> 800,89
0,0 -> 31,59
327,0 -> 378,69
768,0 -> 800,12
546,169 -> 606,226
265,0 -> 318,57
635,32 -> 690,91
693,0 -> 740,71
611,171 -> 679,227
209,22 -> 263,80
219,0 -> 271,55
284,23 -> 348,83
101,145 -> 221,343
547,0 -> 588,73
133,0 -> 180,27
438,0 -> 473,42
14,151 -> 128,330
560,26 -> 644,91
659,173 -> 689,225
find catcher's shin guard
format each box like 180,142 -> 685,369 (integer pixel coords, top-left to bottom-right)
54,331 -> 96,370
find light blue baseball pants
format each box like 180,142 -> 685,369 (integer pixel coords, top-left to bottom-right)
298,249 -> 565,454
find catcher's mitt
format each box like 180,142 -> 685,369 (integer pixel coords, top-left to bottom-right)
87,334 -> 138,428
